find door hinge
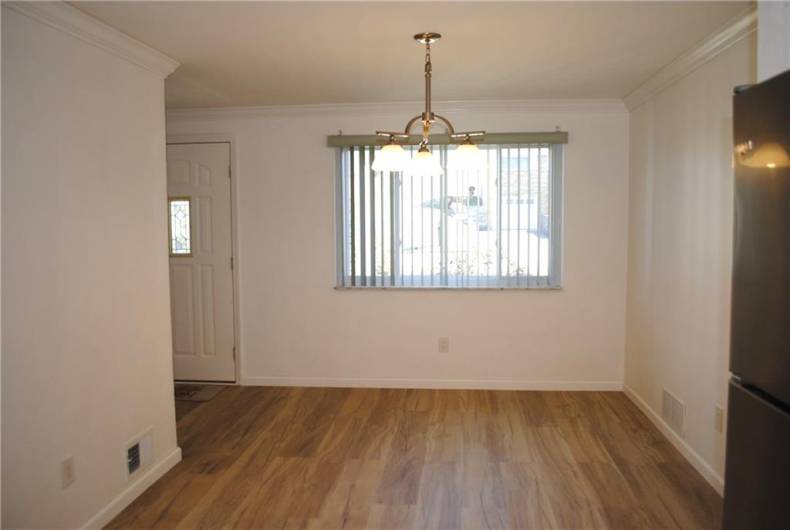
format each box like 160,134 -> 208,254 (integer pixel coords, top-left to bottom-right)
230,256 -> 234,270
228,166 -> 232,179
232,346 -> 236,359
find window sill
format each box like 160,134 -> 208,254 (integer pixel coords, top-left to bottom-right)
333,285 -> 563,291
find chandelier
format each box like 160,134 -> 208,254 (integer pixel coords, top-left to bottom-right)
372,32 -> 485,176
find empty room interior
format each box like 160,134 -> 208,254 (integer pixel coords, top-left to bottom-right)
3,1 -> 790,529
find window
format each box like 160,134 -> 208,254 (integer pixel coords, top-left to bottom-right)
168,198 -> 192,256
335,143 -> 563,288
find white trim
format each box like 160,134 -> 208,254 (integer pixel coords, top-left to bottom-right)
80,446 -> 182,530
624,7 -> 756,111
3,1 -> 179,78
241,376 -> 623,391
624,385 -> 724,495
167,99 -> 627,122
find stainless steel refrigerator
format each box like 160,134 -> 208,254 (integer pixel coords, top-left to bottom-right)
724,68 -> 790,530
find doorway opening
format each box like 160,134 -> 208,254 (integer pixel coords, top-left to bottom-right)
166,142 -> 237,385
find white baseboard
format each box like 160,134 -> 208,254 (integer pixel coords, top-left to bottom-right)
241,376 -> 623,391
81,446 -> 182,530
623,385 -> 724,495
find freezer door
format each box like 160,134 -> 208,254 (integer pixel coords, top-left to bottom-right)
731,70 -> 790,403
723,380 -> 790,530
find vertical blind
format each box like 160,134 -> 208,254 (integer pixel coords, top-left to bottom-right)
335,143 -> 563,288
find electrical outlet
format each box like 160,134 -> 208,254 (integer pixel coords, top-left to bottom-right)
62,456 -> 75,489
715,406 -> 725,433
438,337 -> 450,353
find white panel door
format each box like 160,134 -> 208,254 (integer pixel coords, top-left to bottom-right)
167,143 -> 235,381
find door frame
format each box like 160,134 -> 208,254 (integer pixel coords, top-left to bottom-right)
166,134 -> 241,384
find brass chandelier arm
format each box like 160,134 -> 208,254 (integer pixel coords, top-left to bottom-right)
406,114 -> 484,144
432,114 -> 455,136
402,114 -> 453,136
403,114 -> 426,135
377,119 -> 485,145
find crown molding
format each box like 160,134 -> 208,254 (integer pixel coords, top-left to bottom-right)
3,1 -> 179,78
167,98 -> 627,122
624,7 -> 756,111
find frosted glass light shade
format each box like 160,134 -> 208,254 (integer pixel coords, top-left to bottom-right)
371,143 -> 408,173
453,142 -> 485,170
407,148 -> 443,176
740,142 -> 790,169
456,142 -> 479,153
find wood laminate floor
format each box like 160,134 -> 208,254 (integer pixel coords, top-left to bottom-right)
108,387 -> 722,529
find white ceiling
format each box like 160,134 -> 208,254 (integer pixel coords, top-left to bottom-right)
73,1 -> 751,108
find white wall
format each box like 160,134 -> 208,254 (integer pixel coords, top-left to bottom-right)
624,35 -> 756,492
758,1 -> 790,80
2,6 -> 179,528
167,101 -> 629,389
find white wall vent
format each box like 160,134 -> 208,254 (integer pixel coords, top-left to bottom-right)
125,428 -> 153,478
127,444 -> 141,475
662,388 -> 686,437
